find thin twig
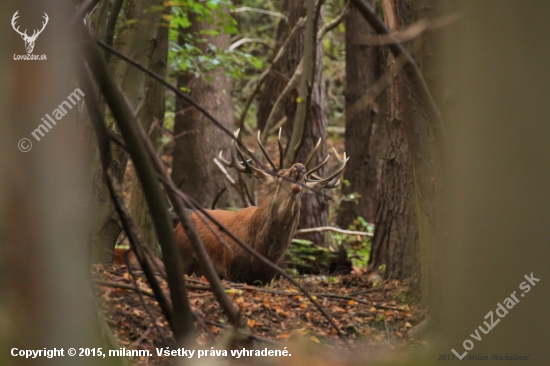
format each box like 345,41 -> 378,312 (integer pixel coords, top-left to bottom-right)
93,280 -> 154,297
237,18 -> 306,131
229,37 -> 273,50
133,111 -> 242,327
80,29 -> 195,339
232,7 -> 288,21
349,0 -> 447,156
127,260 -> 168,344
295,226 -> 373,237
357,12 -> 464,46
202,319 -> 284,346
261,3 -> 349,143
213,158 -> 251,207
78,61 -> 178,335
348,286 -> 384,296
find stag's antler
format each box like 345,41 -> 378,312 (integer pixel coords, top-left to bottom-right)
11,11 -> 49,53
11,11 -> 48,39
219,130 -> 348,190
11,11 -> 26,38
306,147 -> 349,189
32,13 -> 49,39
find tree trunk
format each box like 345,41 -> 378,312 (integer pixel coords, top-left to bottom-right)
171,13 -> 237,209
368,0 -> 421,282
337,1 -> 387,228
88,0 -> 165,262
257,0 -> 330,247
129,7 -> 170,255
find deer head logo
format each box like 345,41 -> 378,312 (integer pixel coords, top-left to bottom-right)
11,11 -> 49,54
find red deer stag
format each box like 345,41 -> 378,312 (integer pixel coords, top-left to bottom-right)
174,130 -> 348,284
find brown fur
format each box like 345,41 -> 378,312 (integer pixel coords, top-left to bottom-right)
175,164 -> 306,284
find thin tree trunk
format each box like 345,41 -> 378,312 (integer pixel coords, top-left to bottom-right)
88,0 -> 165,262
129,6 -> 170,255
172,13 -> 237,209
337,1 -> 387,228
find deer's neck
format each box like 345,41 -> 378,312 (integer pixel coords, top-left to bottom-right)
249,192 -> 302,262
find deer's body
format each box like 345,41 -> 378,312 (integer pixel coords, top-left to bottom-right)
174,130 -> 347,285
175,166 -> 304,284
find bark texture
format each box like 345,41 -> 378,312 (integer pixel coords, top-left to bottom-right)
368,0 -> 420,281
88,0 -> 165,262
172,13 -> 237,209
337,1 -> 387,228
129,8 -> 170,254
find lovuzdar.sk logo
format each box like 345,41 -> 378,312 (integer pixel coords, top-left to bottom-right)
12,10 -> 48,61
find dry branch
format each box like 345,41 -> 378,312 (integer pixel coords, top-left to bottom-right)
237,17 -> 306,131
349,0 -> 447,156
295,226 -> 373,236
80,28 -> 194,340
78,64 -> 181,337
261,3 -> 349,144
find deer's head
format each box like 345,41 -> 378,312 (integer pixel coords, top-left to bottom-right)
219,129 -> 348,223
11,11 -> 49,54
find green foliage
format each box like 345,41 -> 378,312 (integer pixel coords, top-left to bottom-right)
285,238 -> 334,269
322,0 -> 346,123
168,1 -> 263,80
331,216 -> 374,269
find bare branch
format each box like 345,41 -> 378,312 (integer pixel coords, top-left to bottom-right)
229,37 -> 272,50
356,12 -> 464,46
296,226 -> 373,237
231,6 -> 288,21
77,63 -> 182,337
349,0 -> 447,156
284,0 -> 322,166
237,18 -> 306,131
80,28 -> 194,339
261,2 -> 349,144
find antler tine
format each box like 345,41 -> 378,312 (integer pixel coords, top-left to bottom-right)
306,153 -> 330,177
307,148 -> 349,187
217,150 -> 231,166
37,13 -> 49,34
324,178 -> 341,189
257,131 -> 278,171
11,11 -> 25,36
304,138 -> 322,168
233,130 -> 270,176
278,128 -> 284,170
218,130 -> 249,173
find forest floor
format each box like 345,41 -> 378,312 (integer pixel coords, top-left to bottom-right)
93,264 -> 427,365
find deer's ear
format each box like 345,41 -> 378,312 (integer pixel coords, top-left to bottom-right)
253,170 -> 276,186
